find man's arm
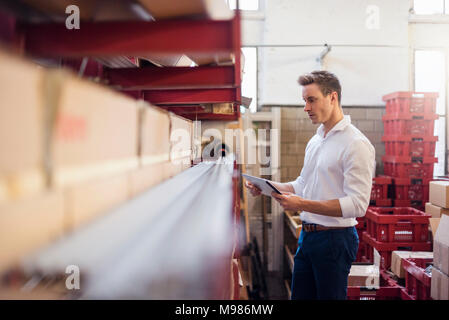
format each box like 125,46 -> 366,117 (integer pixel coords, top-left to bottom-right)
297,198 -> 342,217
272,193 -> 343,217
273,139 -> 375,218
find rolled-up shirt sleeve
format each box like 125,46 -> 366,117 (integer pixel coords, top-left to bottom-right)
338,139 -> 375,218
289,175 -> 305,197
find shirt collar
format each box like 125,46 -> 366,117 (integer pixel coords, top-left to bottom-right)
317,115 -> 351,138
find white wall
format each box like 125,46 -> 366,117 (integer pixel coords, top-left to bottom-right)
410,23 -> 449,48
410,21 -> 449,173
241,0 -> 413,106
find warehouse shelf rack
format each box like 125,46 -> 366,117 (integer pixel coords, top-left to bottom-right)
17,159 -> 239,299
0,1 -> 245,299
282,210 -> 301,299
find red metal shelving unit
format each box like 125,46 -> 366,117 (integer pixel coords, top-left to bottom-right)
0,1 -> 244,299
14,12 -> 242,121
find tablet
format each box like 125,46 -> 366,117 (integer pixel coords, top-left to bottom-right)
266,180 -> 282,195
242,174 -> 282,196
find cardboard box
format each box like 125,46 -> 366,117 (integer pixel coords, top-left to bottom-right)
348,265 -> 380,288
188,53 -> 234,66
430,218 -> 441,238
170,113 -> 192,162
163,159 -> 191,179
1,52 -> 139,199
373,248 -> 381,268
430,181 -> 449,208
433,214 -> 449,276
431,267 -> 449,300
0,191 -> 65,273
139,104 -> 171,166
0,49 -> 47,200
49,70 -> 139,187
391,251 -> 434,278
172,157 -> 192,174
139,54 -> 194,67
65,172 -> 130,231
0,285 -> 63,300
129,162 -> 172,197
426,202 -> 449,218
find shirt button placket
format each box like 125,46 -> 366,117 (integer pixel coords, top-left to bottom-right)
310,138 -> 324,201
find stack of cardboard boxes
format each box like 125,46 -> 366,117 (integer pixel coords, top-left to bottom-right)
428,181 -> 449,299
0,49 -> 193,274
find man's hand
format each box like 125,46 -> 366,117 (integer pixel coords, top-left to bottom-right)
245,181 -> 262,197
272,192 -> 303,211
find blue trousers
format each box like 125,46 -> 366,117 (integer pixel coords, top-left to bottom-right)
290,226 -> 359,300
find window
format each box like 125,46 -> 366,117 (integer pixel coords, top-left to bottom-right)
414,50 -> 446,176
241,47 -> 258,113
227,0 -> 259,11
413,0 -> 449,14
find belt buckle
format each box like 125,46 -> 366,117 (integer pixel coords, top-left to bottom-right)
303,222 -> 316,232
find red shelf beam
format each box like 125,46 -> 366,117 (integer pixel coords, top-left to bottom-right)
158,105 -> 207,113
17,12 -> 242,121
143,88 -> 238,105
177,112 -> 239,121
19,18 -> 235,57
105,66 -> 236,90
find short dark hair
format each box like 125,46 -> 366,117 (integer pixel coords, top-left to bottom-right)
298,70 -> 341,104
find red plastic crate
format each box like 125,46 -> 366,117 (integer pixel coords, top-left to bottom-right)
383,156 -> 436,179
371,199 -> 393,207
347,285 -> 402,300
362,232 -> 432,270
371,176 -> 392,199
355,222 -> 366,263
362,239 -> 396,270
382,115 -> 438,136
382,155 -> 438,164
382,92 -> 438,116
393,199 -> 424,212
380,269 -> 403,288
347,270 -> 402,300
355,224 -> 367,263
401,257 -> 433,300
370,176 -> 393,207
393,178 -> 431,202
383,135 -> 437,157
356,217 -> 366,230
365,207 -> 431,243
355,240 -> 367,262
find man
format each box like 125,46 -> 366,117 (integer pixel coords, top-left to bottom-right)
245,70 -> 375,300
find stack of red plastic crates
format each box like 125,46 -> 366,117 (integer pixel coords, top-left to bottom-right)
370,176 -> 393,207
362,207 -> 432,270
381,92 -> 439,210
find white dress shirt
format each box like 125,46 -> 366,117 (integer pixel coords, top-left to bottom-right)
289,115 -> 375,227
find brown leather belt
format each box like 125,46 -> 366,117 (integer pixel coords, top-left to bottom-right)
302,222 -> 350,232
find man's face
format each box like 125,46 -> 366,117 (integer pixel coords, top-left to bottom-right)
302,83 -> 334,125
